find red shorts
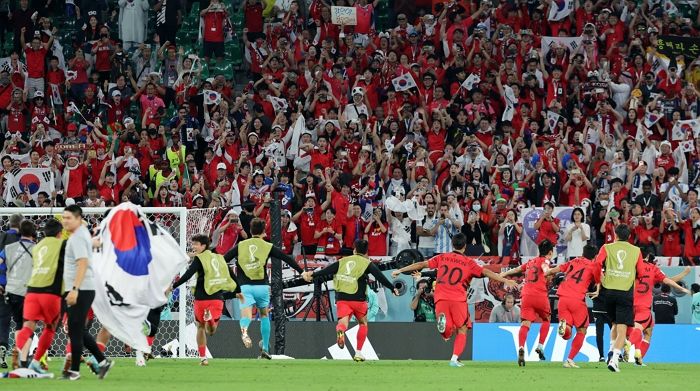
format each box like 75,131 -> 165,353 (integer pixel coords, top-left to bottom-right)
336,300 -> 368,320
23,293 -> 62,324
557,297 -> 589,328
435,300 -> 470,338
521,294 -> 551,322
194,300 -> 224,324
634,305 -> 654,330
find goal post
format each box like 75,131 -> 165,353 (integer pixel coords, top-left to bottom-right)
0,206 -> 220,358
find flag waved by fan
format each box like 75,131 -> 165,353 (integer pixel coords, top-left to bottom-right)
91,203 -> 188,353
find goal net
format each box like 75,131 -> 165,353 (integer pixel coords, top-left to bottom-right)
0,206 -> 220,359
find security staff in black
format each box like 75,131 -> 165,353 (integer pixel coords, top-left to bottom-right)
223,218 -> 303,359
302,239 -> 398,362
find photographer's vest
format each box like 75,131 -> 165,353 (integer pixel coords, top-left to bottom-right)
333,255 -> 371,295
198,250 -> 237,295
28,237 -> 64,291
237,238 -> 272,281
602,241 -> 641,291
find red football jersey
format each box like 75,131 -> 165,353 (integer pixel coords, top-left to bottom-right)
521,257 -> 551,298
428,252 -> 484,303
556,257 -> 596,301
634,262 -> 666,309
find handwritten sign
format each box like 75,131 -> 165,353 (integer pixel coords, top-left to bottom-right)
331,6 -> 357,26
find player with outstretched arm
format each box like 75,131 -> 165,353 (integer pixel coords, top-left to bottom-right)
170,234 -> 241,366
545,244 -> 600,368
302,239 -> 398,362
499,239 -> 556,367
392,233 -> 517,367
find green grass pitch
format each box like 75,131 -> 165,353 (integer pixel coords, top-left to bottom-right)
4,359 -> 697,390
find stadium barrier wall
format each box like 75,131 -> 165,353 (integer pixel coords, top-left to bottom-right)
472,323 -> 700,363
199,321 -> 471,360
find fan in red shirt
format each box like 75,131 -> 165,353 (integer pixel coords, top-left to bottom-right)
392,233 -> 516,367
293,196 -> 330,255
534,202 -> 560,244
546,245 -> 599,368
314,208 -> 343,256
213,211 -> 248,255
626,249 -> 690,366
62,154 -> 90,200
364,208 -> 388,256
501,239 -> 555,366
201,0 -> 228,61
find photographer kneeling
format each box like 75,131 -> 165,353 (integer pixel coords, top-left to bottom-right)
411,278 -> 436,322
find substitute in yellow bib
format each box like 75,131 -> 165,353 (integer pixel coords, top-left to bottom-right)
13,219 -> 65,373
593,224 -> 645,373
224,218 -> 304,359
302,239 -> 398,362
171,234 -> 241,366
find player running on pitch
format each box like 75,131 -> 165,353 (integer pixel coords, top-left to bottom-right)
545,244 -> 599,368
302,239 -> 398,362
12,219 -> 65,375
500,239 -> 555,367
392,233 -> 517,367
171,234 -> 242,366
627,248 -> 690,366
593,224 -> 646,373
224,218 -> 304,359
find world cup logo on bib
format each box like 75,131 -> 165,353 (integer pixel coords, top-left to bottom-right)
248,244 -> 259,269
211,257 -> 222,277
345,260 -> 356,276
615,250 -> 626,270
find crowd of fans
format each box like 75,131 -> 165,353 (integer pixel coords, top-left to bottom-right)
1,0 -> 700,262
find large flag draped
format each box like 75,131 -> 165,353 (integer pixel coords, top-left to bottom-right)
92,203 -> 188,353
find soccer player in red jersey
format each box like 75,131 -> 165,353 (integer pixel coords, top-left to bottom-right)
500,239 -> 555,366
393,233 -> 517,367
302,239 -> 398,362
627,249 -> 690,366
546,244 -> 599,368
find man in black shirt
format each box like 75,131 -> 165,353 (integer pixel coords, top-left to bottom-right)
653,285 -> 678,324
302,240 -> 398,362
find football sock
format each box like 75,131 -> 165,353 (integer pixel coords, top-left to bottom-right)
568,332 -> 585,360
260,317 -> 271,352
198,345 -> 206,358
629,328 -> 642,348
97,342 -> 106,352
612,348 -> 621,363
239,317 -> 252,330
147,336 -> 155,346
35,327 -> 56,360
357,324 -> 368,351
15,327 -> 33,356
452,333 -> 466,358
518,325 -> 529,348
563,326 -> 572,340
640,339 -> 650,357
538,321 -> 550,345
